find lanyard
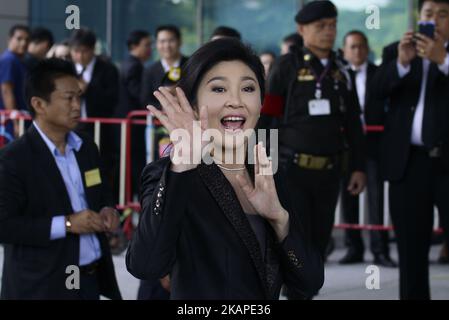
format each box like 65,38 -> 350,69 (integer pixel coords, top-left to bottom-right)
308,60 -> 331,99
305,57 -> 340,99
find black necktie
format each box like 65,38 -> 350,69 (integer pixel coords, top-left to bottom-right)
78,66 -> 86,79
349,69 -> 355,89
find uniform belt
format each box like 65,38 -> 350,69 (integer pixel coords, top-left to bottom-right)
79,260 -> 100,275
293,153 -> 337,170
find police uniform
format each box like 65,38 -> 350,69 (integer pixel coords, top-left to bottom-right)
258,1 -> 365,260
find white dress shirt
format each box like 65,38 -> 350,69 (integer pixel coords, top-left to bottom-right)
33,122 -> 102,266
397,50 -> 449,145
75,57 -> 97,119
161,58 -> 181,73
351,62 -> 368,111
320,58 -> 329,66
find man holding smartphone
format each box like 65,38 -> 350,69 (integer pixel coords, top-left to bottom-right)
372,0 -> 449,300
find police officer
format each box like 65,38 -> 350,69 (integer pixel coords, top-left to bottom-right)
258,0 -> 366,269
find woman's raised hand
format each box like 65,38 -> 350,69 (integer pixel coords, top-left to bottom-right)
147,87 -> 208,172
236,143 -> 289,241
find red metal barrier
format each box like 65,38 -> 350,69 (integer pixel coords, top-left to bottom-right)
1,110 -> 444,233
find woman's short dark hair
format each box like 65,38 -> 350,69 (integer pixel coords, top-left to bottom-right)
177,38 -> 265,109
25,58 -> 77,117
211,26 -> 241,40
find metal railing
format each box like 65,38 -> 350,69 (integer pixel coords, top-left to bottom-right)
0,110 -> 442,233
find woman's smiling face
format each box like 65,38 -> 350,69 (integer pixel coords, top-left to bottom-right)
195,60 -> 262,151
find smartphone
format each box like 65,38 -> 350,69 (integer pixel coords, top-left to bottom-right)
418,21 -> 435,39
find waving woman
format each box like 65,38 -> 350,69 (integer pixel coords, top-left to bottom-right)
126,38 -> 324,299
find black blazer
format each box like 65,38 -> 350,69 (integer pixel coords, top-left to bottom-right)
83,57 -> 120,118
371,42 -> 449,181
0,126 -> 122,300
126,157 -> 324,300
116,55 -> 144,118
140,56 -> 189,108
350,63 -> 385,160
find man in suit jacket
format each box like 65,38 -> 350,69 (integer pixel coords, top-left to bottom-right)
0,58 -> 122,300
117,30 -> 152,118
69,28 -> 120,200
371,0 -> 449,299
140,25 -> 188,108
70,28 -> 119,119
339,30 -> 396,268
117,30 -> 152,199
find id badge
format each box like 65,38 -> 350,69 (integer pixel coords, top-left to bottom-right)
85,168 -> 102,187
308,99 -> 331,116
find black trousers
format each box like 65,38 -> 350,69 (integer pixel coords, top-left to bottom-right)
137,280 -> 169,300
79,273 -> 100,300
283,162 -> 341,257
341,157 -> 390,256
389,146 -> 449,300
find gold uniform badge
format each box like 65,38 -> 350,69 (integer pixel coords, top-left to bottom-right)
298,68 -> 315,81
167,67 -> 181,82
332,70 -> 343,82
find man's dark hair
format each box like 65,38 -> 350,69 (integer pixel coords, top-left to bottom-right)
127,30 -> 151,50
211,26 -> 241,40
177,38 -> 265,108
260,50 -> 276,59
25,58 -> 78,117
419,0 -> 427,10
30,27 -> 54,47
283,33 -> 303,48
69,28 -> 97,48
156,25 -> 181,40
9,24 -> 30,38
343,30 -> 369,47
419,0 -> 449,11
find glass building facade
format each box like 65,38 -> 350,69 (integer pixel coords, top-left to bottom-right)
29,0 -> 417,64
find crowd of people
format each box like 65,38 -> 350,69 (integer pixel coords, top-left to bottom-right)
0,0 -> 448,300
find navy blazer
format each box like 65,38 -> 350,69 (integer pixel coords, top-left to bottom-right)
0,126 -> 122,299
126,157 -> 324,299
140,56 -> 189,108
117,55 -> 144,117
82,57 -> 119,118
350,62 -> 385,160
